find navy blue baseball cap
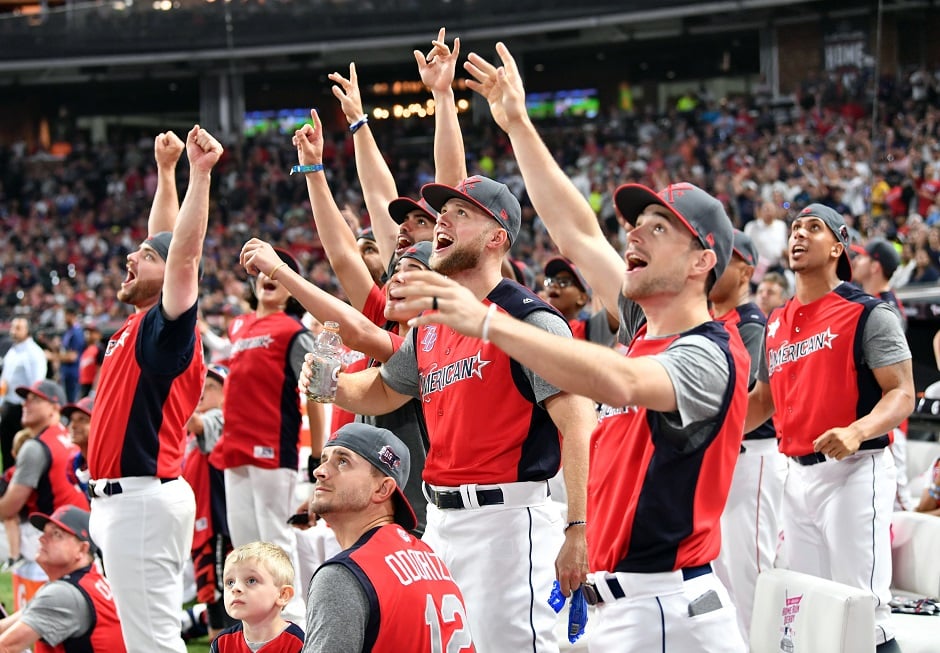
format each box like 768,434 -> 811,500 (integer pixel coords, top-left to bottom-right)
614,182 -> 734,282
325,423 -> 417,531
797,203 -> 852,281
422,176 -> 522,245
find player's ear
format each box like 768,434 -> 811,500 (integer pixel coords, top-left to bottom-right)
277,584 -> 295,607
373,477 -> 397,504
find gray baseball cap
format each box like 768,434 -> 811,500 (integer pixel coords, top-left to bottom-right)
796,203 -> 852,281
325,423 -> 417,531
422,176 -> 522,245
398,241 -> 433,269
388,197 -> 437,225
864,238 -> 900,278
30,505 -> 98,554
16,379 -> 66,407
142,231 -> 205,278
732,230 -> 759,267
614,182 -> 734,282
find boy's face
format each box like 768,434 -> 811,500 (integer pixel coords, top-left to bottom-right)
222,559 -> 291,626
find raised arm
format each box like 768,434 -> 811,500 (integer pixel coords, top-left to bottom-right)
241,237 -> 396,362
147,131 -> 184,235
464,43 -> 626,314
393,271 -> 676,410
328,64 -> 400,267
162,125 -> 222,320
416,27 -> 467,186
294,110 -> 379,311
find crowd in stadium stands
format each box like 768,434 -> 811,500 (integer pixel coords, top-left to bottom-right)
1,63 -> 939,360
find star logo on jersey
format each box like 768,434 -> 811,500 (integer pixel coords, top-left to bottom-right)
420,352 -> 492,398
767,317 -> 780,338
421,325 -> 438,352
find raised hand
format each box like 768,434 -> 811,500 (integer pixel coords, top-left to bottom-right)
464,42 -> 529,132
293,109 -> 325,166
154,131 -> 184,169
240,237 -> 281,278
415,27 -> 460,96
185,125 -> 223,173
328,63 -> 366,125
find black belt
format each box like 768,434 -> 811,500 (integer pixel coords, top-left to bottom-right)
87,477 -> 175,498
582,564 -> 713,606
790,452 -> 828,466
428,487 -> 504,510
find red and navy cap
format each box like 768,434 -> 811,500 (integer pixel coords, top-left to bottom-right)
325,423 -> 417,531
387,197 -> 437,225
15,379 -> 66,407
614,182 -> 733,282
62,396 -> 94,420
797,203 -> 852,281
422,176 -> 522,245
30,505 -> 97,554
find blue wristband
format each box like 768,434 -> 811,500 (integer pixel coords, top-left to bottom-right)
290,163 -> 324,176
349,115 -> 369,134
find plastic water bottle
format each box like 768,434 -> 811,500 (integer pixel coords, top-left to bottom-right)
307,321 -> 342,403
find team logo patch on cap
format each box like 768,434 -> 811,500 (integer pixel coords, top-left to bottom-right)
378,445 -> 402,472
458,177 -> 481,192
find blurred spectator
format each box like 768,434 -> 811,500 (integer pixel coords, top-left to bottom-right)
0,317 -> 48,471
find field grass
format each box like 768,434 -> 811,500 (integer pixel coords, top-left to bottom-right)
0,570 -> 212,651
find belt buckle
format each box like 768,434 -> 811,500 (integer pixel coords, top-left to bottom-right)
581,582 -> 602,606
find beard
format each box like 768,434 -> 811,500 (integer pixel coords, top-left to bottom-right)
430,234 -> 485,276
117,276 -> 163,307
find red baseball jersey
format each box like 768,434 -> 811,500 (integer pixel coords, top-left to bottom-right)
764,284 -> 889,457
413,280 -> 563,486
27,422 -> 89,515
222,312 -> 307,470
35,564 -> 126,653
588,321 -> 748,573
319,524 -> 474,652
88,305 -> 205,479
210,622 -> 304,653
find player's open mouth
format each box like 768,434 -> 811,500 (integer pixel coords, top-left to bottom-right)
396,235 -> 413,254
122,269 -> 136,285
262,281 -> 277,292
791,244 -> 807,258
435,233 -> 454,253
625,253 -> 648,271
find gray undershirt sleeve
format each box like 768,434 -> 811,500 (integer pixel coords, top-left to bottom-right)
198,408 -> 224,453
863,303 -> 911,369
9,439 -> 50,489
737,320 -> 766,387
19,581 -> 92,645
380,309 -> 570,406
652,334 -> 730,428
302,565 -> 369,653
290,331 -> 317,381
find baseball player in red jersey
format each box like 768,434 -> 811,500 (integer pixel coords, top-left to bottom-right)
304,423 -> 474,652
221,247 -> 316,626
0,506 -> 126,652
303,175 -> 593,653
393,42 -> 749,652
851,238 -> 914,510
86,127 -> 221,653
747,204 -> 914,653
710,231 -> 787,642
